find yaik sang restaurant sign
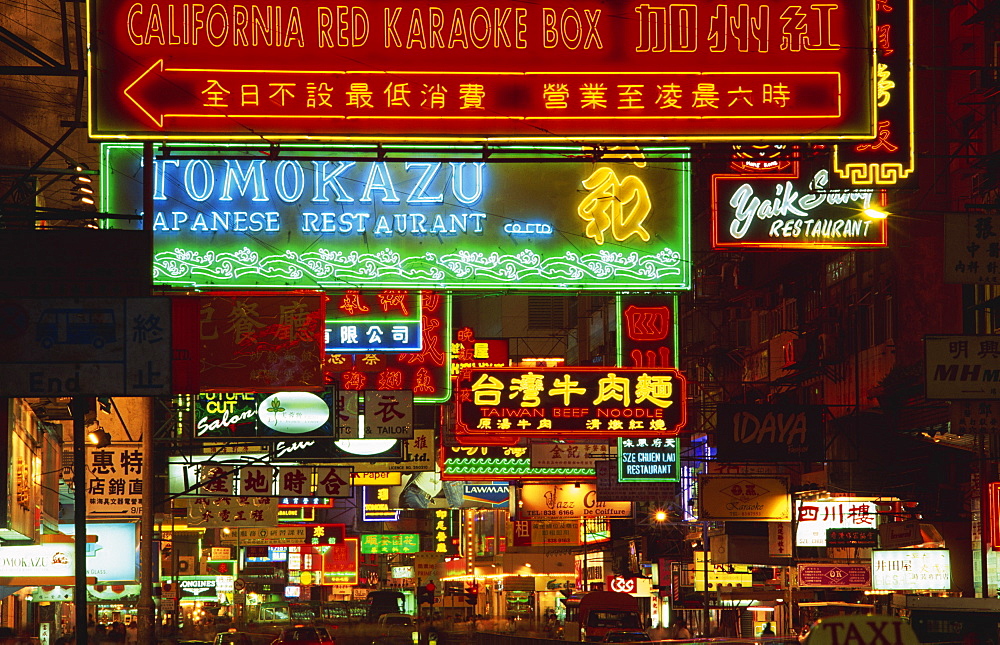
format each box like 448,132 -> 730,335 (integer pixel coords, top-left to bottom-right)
90,0 -> 875,140
103,145 -> 690,291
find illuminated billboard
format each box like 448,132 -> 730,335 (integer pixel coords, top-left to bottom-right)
89,0 -> 876,141
871,550 -> 950,591
102,145 -> 690,291
711,158 -> 886,249
455,366 -> 686,443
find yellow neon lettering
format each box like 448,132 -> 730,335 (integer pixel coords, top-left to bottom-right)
447,8 -> 468,48
126,2 -> 143,46
406,8 -> 427,48
145,4 -> 165,46
317,7 -> 334,48
284,6 -> 304,47
469,7 -> 490,48
232,5 -> 249,47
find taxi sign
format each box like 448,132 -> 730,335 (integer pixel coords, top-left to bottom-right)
805,615 -> 920,645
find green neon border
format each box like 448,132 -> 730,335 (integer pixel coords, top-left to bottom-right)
100,143 -> 692,292
444,457 -> 594,479
616,437 -> 680,483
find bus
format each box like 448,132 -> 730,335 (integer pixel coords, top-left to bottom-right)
564,591 -> 642,642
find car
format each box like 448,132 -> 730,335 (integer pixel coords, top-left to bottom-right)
214,629 -> 253,645
270,625 -> 335,645
373,614 -> 418,645
602,630 -> 652,643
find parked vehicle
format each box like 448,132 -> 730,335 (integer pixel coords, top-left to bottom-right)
602,630 -> 651,643
270,625 -> 334,645
563,591 -> 642,642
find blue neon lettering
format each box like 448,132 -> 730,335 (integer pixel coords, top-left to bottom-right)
360,162 -> 401,203
274,159 -> 305,203
451,162 -> 484,205
311,161 -> 355,203
405,162 -> 444,204
184,160 -> 215,202
220,160 -> 269,202
153,159 -> 180,200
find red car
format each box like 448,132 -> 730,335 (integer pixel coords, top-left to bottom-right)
270,626 -> 335,645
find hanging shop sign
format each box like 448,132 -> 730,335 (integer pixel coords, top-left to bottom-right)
871,550 -> 951,591
924,335 -> 1000,400
86,442 -> 145,519
831,0 -> 915,187
511,520 -> 580,547
697,475 -> 790,521
529,443 -> 611,470
455,367 -> 687,442
363,390 -> 414,439
195,389 -> 337,440
617,294 -> 677,368
2,427 -> 41,542
945,215 -> 1000,285
617,437 -> 678,482
516,483 -> 631,519
90,0 -> 875,141
327,290 -> 423,353
795,498 -> 880,547
103,146 -> 690,292
360,534 -> 420,554
594,460 -> 676,502
0,544 -> 75,580
453,328 -> 509,375
58,523 -> 138,583
711,160 -> 884,250
826,528 -> 879,549
181,495 -> 280,528
714,403 -> 825,462
218,525 -> 307,546
327,292 -> 451,405
0,297 -> 171,396
797,564 -> 871,588
177,576 -> 218,598
172,291 -> 326,393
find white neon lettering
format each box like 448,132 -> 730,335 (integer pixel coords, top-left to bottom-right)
220,160 -> 269,202
312,160 -> 355,203
184,160 -> 214,202
405,162 -> 444,204
360,162 -> 400,203
451,162 -> 484,205
274,160 -> 304,203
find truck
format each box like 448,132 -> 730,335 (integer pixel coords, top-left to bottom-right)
563,591 -> 643,642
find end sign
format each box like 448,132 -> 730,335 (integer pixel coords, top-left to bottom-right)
0,298 -> 171,396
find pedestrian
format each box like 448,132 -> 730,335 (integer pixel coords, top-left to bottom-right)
665,618 -> 693,640
125,621 -> 138,645
762,623 -> 775,636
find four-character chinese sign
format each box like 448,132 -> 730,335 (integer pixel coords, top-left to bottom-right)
86,442 -> 146,518
455,367 -> 686,442
90,0 -> 875,140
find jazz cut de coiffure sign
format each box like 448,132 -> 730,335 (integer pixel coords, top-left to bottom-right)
89,0 -> 875,140
102,144 -> 690,290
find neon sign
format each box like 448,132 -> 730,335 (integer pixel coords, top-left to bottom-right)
90,0 -> 875,140
711,160 -> 886,249
616,294 -> 677,368
455,366 -> 687,442
102,145 -> 690,291
617,437 -> 679,483
327,290 -> 423,353
832,0 -> 914,186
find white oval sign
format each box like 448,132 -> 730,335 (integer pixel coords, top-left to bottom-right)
257,392 -> 330,434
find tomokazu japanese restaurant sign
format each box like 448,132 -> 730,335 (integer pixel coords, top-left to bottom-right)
456,367 -> 686,440
102,145 -> 690,291
711,162 -> 885,250
90,0 -> 875,141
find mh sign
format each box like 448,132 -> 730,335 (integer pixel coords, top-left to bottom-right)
89,0 -> 876,140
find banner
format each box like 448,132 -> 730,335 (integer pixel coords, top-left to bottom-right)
714,403 -> 825,462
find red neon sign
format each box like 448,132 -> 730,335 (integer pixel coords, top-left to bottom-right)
90,0 -> 876,140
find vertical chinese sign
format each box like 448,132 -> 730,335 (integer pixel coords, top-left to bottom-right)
617,294 -> 677,368
86,442 -> 145,519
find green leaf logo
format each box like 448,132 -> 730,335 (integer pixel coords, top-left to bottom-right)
267,398 -> 285,423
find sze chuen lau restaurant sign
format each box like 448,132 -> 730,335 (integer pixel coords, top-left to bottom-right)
90,0 -> 876,140
102,145 -> 690,291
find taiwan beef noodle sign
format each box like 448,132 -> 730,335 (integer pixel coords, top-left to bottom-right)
102,145 -> 690,291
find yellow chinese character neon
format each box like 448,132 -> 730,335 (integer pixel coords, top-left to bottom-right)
727,87 -> 753,107
459,84 -> 486,109
876,63 -> 894,108
202,80 -> 231,107
471,373 -> 504,405
692,83 -> 719,109
241,85 -> 259,107
585,419 -> 601,430
538,419 -> 552,429
654,84 -> 682,109
510,372 -> 544,407
548,374 -> 586,405
497,418 -> 512,430
476,418 -> 492,429
268,83 -> 295,106
577,168 -> 652,245
635,373 -> 674,407
763,83 -> 791,108
347,82 -> 374,108
580,83 -> 608,109
593,373 -> 630,406
385,82 -> 412,107
306,82 -> 335,108
617,84 -> 644,110
544,83 -> 570,109
421,83 -> 447,109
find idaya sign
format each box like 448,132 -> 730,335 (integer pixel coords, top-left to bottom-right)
798,564 -> 871,588
714,403 -> 825,462
90,0 -> 875,141
455,367 -> 687,443
712,165 -> 885,249
925,335 -> 1000,400
697,475 -> 790,521
871,550 -> 951,591
103,146 -> 690,292
516,483 -> 632,519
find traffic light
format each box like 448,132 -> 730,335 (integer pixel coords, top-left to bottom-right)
464,583 -> 479,606
69,164 -> 95,209
417,582 -> 437,605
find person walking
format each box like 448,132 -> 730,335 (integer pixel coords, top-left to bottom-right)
666,617 -> 693,640
762,623 -> 775,637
